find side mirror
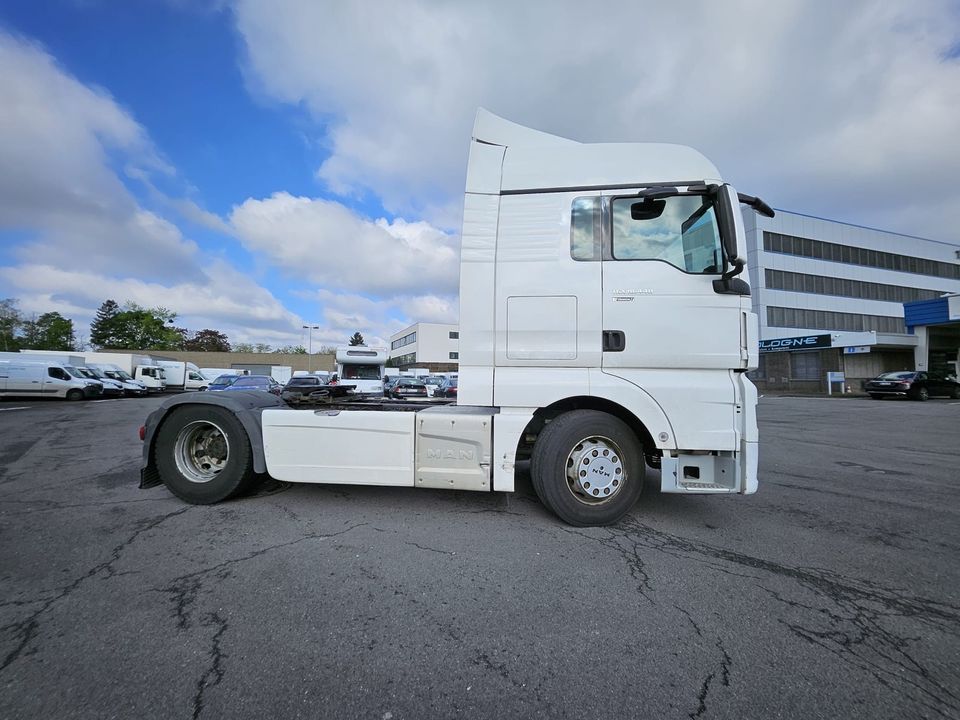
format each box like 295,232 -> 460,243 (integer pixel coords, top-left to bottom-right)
716,185 -> 741,267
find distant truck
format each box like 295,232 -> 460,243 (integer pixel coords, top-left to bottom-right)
155,361 -> 208,392
23,350 -> 166,392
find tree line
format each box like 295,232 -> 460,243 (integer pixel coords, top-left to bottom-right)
1,297 -> 365,354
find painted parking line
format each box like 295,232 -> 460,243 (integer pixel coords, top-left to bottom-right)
0,406 -> 29,412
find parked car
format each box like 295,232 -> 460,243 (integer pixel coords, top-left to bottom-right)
434,376 -> 458,398
281,375 -> 332,405
220,375 -> 283,396
69,366 -> 124,397
865,371 -> 960,401
421,375 -> 445,397
388,377 -> 428,399
207,374 -> 242,392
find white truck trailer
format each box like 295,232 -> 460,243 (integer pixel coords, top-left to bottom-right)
155,360 -> 208,391
139,109 -> 772,526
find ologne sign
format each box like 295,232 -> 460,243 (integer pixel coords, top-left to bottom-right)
759,334 -> 832,353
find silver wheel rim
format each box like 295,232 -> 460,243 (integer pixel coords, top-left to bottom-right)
565,435 -> 625,505
174,420 -> 230,484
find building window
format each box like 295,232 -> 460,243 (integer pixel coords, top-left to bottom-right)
763,232 -> 960,280
393,352 -> 416,366
449,331 -> 459,339
764,269 -> 945,303
449,352 -> 459,360
767,306 -> 906,334
390,331 -> 417,351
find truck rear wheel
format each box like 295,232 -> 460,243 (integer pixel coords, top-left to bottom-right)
155,405 -> 256,504
531,410 -> 644,526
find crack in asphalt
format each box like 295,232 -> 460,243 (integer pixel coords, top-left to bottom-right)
0,507 -> 190,674
556,525 -> 654,601
405,542 -> 456,556
575,516 -> 960,718
158,523 -> 368,630
192,612 -> 229,720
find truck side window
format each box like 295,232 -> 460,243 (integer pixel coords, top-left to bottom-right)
570,197 -> 600,261
611,194 -> 723,274
48,368 -> 68,381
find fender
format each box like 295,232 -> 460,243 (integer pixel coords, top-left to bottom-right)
139,391 -> 286,488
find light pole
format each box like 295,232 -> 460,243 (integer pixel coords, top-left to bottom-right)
302,324 -> 319,372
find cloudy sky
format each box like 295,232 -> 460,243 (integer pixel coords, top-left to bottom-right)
0,1 -> 957,348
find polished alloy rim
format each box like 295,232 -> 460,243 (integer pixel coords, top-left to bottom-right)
174,420 -> 230,484
565,435 -> 625,505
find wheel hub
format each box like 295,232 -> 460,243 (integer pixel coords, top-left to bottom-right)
565,436 -> 624,504
174,421 -> 230,484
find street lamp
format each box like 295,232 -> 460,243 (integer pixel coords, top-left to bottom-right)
302,324 -> 320,372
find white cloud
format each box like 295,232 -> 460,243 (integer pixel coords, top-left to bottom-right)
229,192 -> 459,297
0,30 -> 308,347
0,263 -> 305,346
232,0 -> 960,239
0,30 -> 199,281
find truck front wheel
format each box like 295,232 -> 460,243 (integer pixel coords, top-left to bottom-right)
155,405 -> 256,504
531,410 -> 644,526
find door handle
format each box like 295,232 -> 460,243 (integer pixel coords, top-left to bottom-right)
603,330 -> 625,352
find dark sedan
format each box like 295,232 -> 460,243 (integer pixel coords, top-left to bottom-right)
219,375 -> 283,396
389,377 -> 428,399
865,371 -> 960,401
434,376 -> 458,399
281,375 -> 332,405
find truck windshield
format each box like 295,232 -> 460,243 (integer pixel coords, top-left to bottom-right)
106,370 -> 133,381
612,194 -> 723,274
64,366 -> 85,379
341,364 -> 381,380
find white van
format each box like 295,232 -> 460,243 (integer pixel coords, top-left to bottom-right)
0,361 -> 102,400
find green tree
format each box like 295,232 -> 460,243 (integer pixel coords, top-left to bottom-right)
107,303 -> 182,350
186,329 -> 232,352
232,342 -> 255,353
0,298 -> 23,351
254,343 -> 272,353
90,299 -> 121,349
274,345 -> 307,354
20,312 -> 76,351
349,331 -> 365,346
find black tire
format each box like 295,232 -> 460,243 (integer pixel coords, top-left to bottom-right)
952,387 -> 960,400
915,387 -> 929,402
154,405 -> 256,504
530,410 -> 644,526
66,389 -> 84,401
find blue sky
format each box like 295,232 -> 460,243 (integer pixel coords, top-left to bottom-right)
0,1 -> 957,348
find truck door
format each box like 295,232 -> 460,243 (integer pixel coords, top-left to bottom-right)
600,190 -> 742,448
601,190 -> 742,370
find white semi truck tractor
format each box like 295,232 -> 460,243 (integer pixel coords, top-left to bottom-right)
139,109 -> 773,526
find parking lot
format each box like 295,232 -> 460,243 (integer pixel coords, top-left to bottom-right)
1,395 -> 958,719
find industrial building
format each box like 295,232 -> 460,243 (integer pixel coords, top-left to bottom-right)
388,322 -> 460,371
743,209 -> 960,392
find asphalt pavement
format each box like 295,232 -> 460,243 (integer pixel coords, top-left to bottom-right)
1,394 -> 958,719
